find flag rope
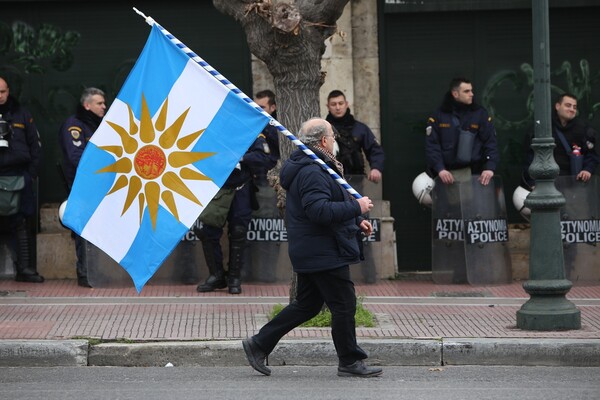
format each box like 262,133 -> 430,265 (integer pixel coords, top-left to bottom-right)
132,7 -> 361,199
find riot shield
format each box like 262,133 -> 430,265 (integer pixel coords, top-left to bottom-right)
431,177 -> 467,284
346,174 -> 379,283
461,176 -> 512,285
85,240 -> 131,287
244,181 -> 282,282
0,240 -> 14,278
555,175 -> 600,281
87,219 -> 205,288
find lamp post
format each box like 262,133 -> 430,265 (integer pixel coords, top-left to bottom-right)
516,0 -> 580,330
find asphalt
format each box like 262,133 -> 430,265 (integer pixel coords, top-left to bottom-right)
1,277 -> 599,368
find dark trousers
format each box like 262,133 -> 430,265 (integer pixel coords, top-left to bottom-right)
200,184 -> 252,262
253,265 -> 368,366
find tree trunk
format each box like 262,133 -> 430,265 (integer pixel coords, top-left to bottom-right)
213,0 -> 347,154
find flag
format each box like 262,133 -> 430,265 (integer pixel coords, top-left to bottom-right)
62,25 -> 269,292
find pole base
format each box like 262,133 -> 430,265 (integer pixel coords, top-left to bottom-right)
517,296 -> 581,330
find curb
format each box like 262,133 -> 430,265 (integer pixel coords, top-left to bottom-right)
443,338 -> 600,366
2,338 -> 600,367
88,339 -> 441,367
0,340 -> 88,367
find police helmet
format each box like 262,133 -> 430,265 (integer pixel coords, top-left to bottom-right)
412,172 -> 435,207
58,200 -> 68,228
512,186 -> 531,220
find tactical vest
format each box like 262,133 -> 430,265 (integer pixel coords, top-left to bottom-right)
336,126 -> 365,175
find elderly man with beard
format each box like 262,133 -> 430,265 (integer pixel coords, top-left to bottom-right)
242,118 -> 382,378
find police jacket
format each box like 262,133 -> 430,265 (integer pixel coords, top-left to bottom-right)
251,121 -> 280,184
280,147 -> 365,273
0,95 -> 41,178
224,132 -> 275,189
523,110 -> 599,188
58,105 -> 102,188
326,110 -> 384,175
425,93 -> 499,176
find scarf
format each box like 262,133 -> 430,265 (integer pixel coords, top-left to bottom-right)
314,144 -> 344,177
325,108 -> 356,132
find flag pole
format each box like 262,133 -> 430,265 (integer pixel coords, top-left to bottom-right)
132,7 -> 362,200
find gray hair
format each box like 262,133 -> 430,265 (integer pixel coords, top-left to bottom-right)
80,87 -> 105,105
298,117 -> 329,146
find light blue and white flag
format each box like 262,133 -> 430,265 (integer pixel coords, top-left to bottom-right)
62,25 -> 269,292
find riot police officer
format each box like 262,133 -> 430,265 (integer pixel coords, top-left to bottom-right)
522,93 -> 598,189
0,76 -> 44,283
58,87 -> 106,287
325,90 -> 384,283
425,77 -> 499,186
325,90 -> 384,184
195,132 -> 277,294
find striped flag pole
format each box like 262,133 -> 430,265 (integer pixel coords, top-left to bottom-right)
133,7 -> 362,199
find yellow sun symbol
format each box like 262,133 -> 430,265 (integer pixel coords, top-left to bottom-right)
95,94 -> 215,230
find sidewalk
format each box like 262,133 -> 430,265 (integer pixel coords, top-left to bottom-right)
1,277 -> 599,367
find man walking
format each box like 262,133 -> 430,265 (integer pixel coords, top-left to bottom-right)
242,118 -> 382,377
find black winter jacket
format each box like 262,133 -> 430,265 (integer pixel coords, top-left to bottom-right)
523,110 -> 599,188
224,132 -> 275,189
58,105 -> 102,188
280,148 -> 364,273
0,96 -> 41,178
326,110 -> 384,175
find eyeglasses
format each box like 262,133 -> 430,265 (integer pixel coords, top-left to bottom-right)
322,135 -> 336,141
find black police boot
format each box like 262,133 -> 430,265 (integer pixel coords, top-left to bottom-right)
74,235 -> 91,287
227,226 -> 247,295
14,219 -> 44,283
197,240 -> 227,292
77,265 -> 91,288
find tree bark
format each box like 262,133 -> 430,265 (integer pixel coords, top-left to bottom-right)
213,0 -> 348,157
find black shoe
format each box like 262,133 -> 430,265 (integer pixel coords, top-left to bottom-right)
15,272 -> 44,283
337,360 -> 383,377
242,337 -> 271,376
78,277 -> 92,288
197,275 -> 227,292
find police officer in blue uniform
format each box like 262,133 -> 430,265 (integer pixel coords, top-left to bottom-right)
426,78 -> 499,284
325,90 -> 384,183
425,77 -> 499,186
58,87 -> 106,287
522,93 -> 598,189
325,90 -> 383,284
195,131 -> 277,294
0,76 -> 44,283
